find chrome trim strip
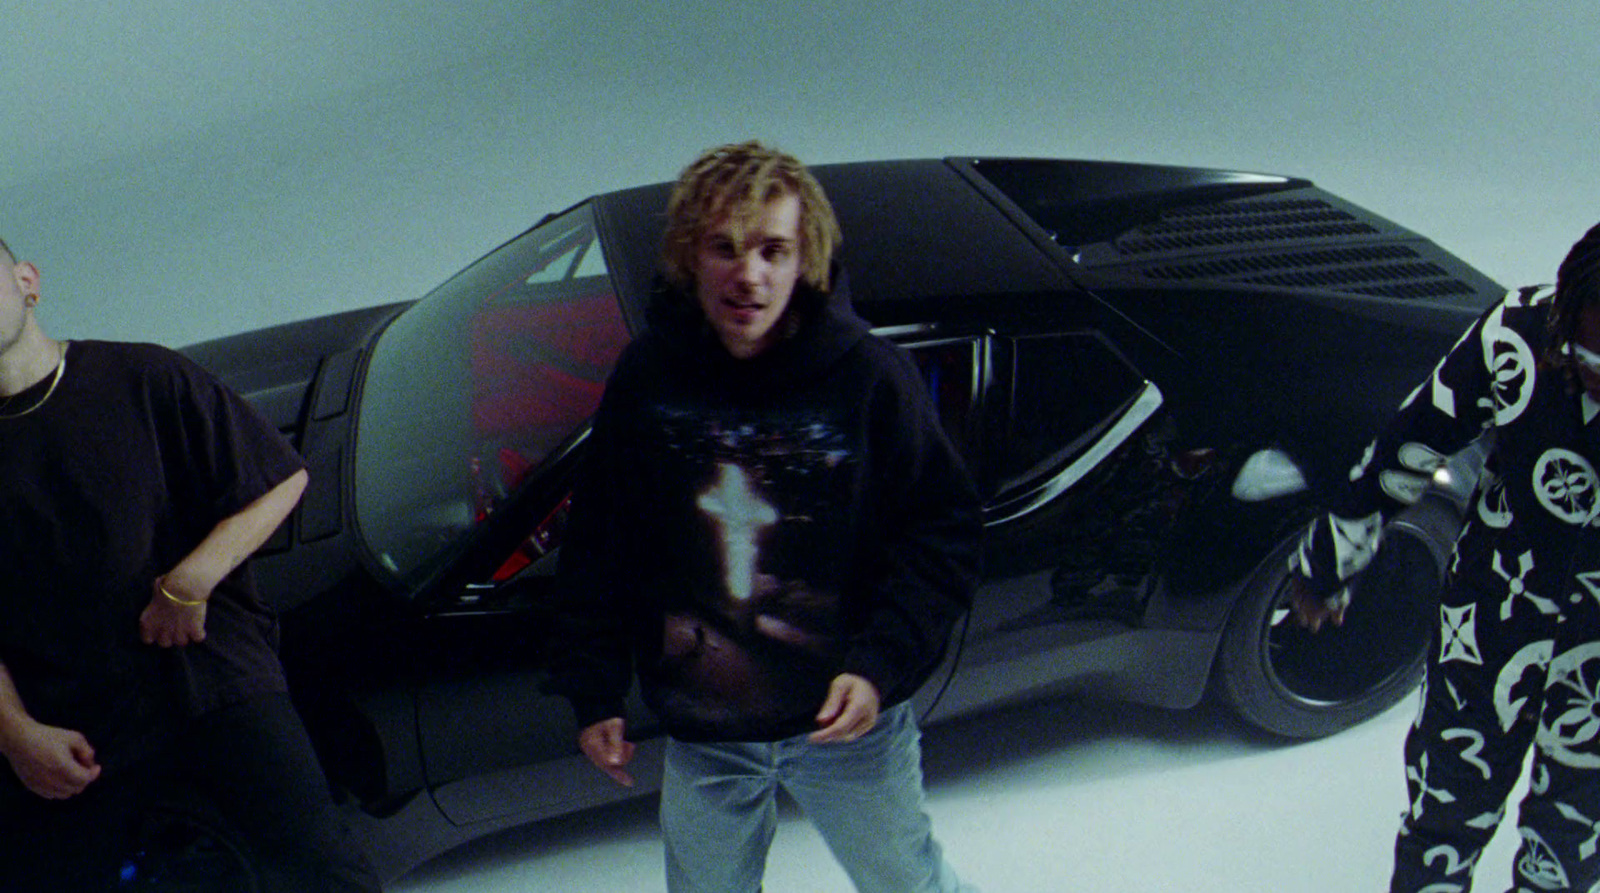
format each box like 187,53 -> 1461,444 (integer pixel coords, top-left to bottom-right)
870,323 -> 940,339
984,381 -> 1165,525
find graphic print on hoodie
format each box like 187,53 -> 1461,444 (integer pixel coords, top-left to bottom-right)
644,402 -> 861,737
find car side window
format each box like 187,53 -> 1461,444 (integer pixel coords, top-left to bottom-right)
904,338 -> 984,467
996,333 -> 1144,496
355,205 -> 631,589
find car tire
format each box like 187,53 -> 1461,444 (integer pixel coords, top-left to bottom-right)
1215,494 -> 1458,738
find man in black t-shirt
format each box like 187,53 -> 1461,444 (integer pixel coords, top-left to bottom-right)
0,237 -> 379,891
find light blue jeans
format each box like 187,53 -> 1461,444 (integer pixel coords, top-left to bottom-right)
659,702 -> 974,893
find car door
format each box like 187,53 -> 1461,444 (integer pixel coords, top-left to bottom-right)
899,324 -> 1177,718
349,205 -> 658,827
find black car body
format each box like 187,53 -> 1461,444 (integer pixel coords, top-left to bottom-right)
182,157 -> 1502,877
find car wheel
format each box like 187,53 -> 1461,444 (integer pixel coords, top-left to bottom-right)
1215,495 -> 1458,738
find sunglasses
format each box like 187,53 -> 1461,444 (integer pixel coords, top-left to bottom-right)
1572,342 -> 1600,376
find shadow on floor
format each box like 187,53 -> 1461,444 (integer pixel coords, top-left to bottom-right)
393,692 -> 1308,887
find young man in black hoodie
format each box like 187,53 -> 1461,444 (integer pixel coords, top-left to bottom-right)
553,142 -> 982,892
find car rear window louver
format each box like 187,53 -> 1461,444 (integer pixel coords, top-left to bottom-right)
1109,198 -> 1478,299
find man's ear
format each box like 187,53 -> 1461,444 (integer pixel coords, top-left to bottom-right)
12,261 -> 40,297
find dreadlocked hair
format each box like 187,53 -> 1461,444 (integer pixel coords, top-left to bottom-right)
660,140 -> 841,294
1543,221 -> 1600,384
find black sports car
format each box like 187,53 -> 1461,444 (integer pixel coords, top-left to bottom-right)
182,157 -> 1501,878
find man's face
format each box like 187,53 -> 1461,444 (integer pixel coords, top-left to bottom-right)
1574,304 -> 1600,403
693,192 -> 803,359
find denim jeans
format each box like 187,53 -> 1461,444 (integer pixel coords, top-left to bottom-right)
660,701 -> 974,893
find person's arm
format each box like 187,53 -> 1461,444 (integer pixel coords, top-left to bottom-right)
547,354 -> 647,781
0,660 -> 101,799
829,348 -> 982,739
1291,291 -> 1531,626
139,469 -> 309,647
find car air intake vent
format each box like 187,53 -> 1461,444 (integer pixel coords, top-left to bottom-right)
1091,195 -> 1484,300
1135,245 -> 1479,299
1114,198 -> 1377,256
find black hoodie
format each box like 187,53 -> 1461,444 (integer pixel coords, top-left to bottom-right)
552,272 -> 982,742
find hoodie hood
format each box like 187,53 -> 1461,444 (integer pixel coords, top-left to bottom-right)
642,265 -> 871,389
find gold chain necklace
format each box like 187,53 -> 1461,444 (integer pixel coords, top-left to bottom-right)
0,341 -> 68,420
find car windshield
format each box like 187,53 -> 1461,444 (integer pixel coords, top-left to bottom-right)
353,204 -> 630,587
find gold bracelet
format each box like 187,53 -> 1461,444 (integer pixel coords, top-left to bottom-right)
160,585 -> 206,607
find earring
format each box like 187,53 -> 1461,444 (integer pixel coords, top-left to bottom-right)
24,294 -> 38,307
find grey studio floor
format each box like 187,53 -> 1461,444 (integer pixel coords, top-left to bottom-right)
388,692 -> 1534,893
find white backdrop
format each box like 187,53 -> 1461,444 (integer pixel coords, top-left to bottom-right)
2,4 -> 1590,887
3,0 -> 1597,348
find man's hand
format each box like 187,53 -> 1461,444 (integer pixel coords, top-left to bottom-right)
579,717 -> 636,787
810,674 -> 880,744
140,574 -> 209,647
1,719 -> 101,799
139,469 -> 308,650
1288,577 -> 1349,633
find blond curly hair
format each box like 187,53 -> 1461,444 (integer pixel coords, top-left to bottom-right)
661,141 -> 841,293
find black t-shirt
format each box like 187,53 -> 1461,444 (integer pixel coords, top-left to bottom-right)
0,340 -> 304,773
